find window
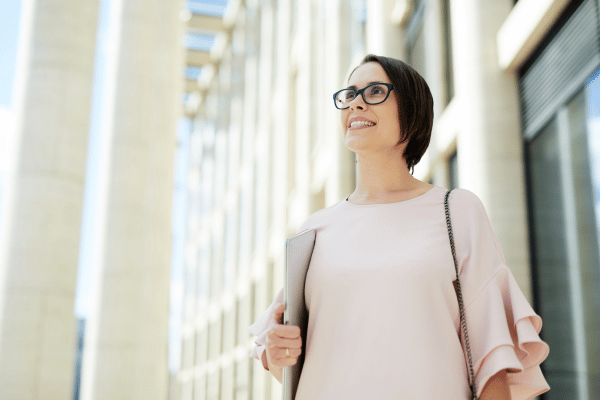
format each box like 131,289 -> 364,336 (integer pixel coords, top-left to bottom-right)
519,5 -> 600,394
293,0 -> 300,34
351,0 -> 367,56
441,0 -> 454,105
524,70 -> 600,400
448,150 -> 458,189
405,0 -> 426,77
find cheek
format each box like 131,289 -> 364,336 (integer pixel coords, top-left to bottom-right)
341,112 -> 349,128
376,112 -> 400,137
386,108 -> 400,132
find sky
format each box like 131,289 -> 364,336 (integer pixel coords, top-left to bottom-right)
0,0 -> 20,182
0,0 -> 227,374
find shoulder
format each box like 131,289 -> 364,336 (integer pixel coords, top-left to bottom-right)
295,199 -> 344,234
448,187 -> 484,208
447,187 -> 504,259
447,187 -> 489,222
446,188 -> 497,247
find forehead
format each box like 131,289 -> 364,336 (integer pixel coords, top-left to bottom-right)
348,62 -> 391,86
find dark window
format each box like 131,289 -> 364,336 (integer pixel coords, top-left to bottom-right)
441,0 -> 454,105
524,70 -> 600,400
448,150 -> 458,189
405,0 -> 426,77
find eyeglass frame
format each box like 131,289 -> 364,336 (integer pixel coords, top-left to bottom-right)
332,82 -> 398,110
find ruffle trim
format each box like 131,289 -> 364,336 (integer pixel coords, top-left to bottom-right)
464,265 -> 550,400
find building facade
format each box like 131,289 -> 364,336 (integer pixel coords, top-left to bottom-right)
176,0 -> 600,399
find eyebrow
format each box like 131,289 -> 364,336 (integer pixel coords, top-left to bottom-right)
347,81 -> 388,89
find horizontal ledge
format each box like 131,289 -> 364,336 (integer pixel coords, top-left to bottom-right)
185,77 -> 198,93
186,49 -> 210,68
497,0 -> 571,71
187,13 -> 224,32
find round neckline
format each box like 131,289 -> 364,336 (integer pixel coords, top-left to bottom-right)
343,185 -> 441,207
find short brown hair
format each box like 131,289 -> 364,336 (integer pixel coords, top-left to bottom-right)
349,54 -> 434,175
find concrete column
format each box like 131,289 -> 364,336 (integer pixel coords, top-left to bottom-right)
79,0 -> 184,398
327,0 -> 358,202
0,0 -> 100,398
271,0 -> 290,238
293,0 -> 312,220
366,0 -> 404,59
451,0 -> 534,300
255,1 -> 273,253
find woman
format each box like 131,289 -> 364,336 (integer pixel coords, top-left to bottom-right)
248,54 -> 550,400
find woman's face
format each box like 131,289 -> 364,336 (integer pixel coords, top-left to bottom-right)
341,62 -> 402,154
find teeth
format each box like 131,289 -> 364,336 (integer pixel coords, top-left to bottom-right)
350,120 -> 375,128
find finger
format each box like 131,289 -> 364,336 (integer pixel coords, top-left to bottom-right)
267,343 -> 293,359
269,345 -> 300,358
273,355 -> 299,367
271,324 -> 301,339
284,347 -> 302,357
272,303 -> 285,323
267,335 -> 302,349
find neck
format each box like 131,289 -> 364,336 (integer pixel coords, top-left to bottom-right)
354,152 -> 418,198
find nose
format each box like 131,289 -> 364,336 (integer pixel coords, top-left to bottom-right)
349,92 -> 367,110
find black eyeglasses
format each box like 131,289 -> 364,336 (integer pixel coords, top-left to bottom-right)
333,82 -> 398,109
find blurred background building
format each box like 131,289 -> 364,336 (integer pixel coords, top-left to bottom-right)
0,0 -> 599,399
175,0 -> 600,399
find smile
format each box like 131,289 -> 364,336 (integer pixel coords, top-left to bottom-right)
349,120 -> 376,129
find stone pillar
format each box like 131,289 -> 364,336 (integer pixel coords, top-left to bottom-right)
343,0 -> 359,194
451,0 -> 533,300
294,0 -> 313,221
366,0 -> 404,59
79,0 -> 184,398
271,0 -> 290,238
327,0 -> 356,203
0,0 -> 100,398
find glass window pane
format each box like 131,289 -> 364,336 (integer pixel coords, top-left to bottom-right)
586,69 -> 600,246
526,119 -> 578,399
575,71 -> 600,399
351,0 -> 366,56
448,151 -> 458,189
408,26 -> 425,78
441,0 -> 454,105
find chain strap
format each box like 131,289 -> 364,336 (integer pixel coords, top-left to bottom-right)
444,189 -> 479,400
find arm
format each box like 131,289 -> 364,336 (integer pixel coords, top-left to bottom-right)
262,350 -> 284,384
480,370 -> 511,400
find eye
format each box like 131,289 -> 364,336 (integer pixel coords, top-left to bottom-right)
343,90 -> 356,100
367,85 -> 385,95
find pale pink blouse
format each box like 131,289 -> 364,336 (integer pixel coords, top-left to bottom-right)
248,185 -> 550,400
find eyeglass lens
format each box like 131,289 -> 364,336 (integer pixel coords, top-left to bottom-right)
335,84 -> 390,108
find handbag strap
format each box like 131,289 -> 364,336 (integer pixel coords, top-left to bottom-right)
444,189 -> 478,400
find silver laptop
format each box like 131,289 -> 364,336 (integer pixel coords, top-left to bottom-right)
282,228 -> 316,400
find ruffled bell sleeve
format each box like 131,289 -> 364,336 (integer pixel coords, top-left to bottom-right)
449,189 -> 550,400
